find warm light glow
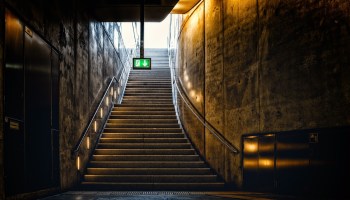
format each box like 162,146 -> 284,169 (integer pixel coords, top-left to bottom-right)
184,75 -> 189,81
196,95 -> 200,102
277,159 -> 309,168
100,108 -> 103,118
87,136 -> 90,149
245,143 -> 258,153
243,159 -> 258,168
187,82 -> 192,89
76,156 -> 80,171
110,88 -> 114,96
190,90 -> 196,98
246,136 -> 258,139
94,121 -> 97,132
106,97 -> 109,106
259,159 -> 273,168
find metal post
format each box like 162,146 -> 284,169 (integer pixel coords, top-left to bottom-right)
140,0 -> 145,58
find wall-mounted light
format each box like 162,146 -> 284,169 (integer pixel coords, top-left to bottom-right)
187,82 -> 192,89
94,121 -> 97,133
106,97 -> 109,106
100,108 -> 103,118
87,136 -> 90,150
196,95 -> 200,102
76,155 -> 80,171
184,75 -> 189,81
114,90 -> 117,99
190,90 -> 196,98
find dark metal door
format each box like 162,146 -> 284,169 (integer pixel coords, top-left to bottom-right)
4,10 -> 26,195
276,132 -> 309,194
24,26 -> 53,191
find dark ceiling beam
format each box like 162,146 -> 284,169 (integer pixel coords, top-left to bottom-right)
91,0 -> 179,22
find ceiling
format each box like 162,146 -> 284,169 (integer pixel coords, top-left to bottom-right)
91,0 -> 179,22
90,0 -> 201,22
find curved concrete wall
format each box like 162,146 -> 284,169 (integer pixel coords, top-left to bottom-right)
169,0 -> 350,187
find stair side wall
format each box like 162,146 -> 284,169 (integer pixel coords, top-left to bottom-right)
169,0 -> 350,187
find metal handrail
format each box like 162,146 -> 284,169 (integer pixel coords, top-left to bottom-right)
72,77 -> 117,155
171,71 -> 239,154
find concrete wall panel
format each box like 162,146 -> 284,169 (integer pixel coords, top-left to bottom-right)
204,0 -> 226,184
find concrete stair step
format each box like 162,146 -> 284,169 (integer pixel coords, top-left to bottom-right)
126,85 -> 171,88
123,93 -> 172,96
107,119 -> 178,123
105,124 -> 180,129
113,107 -> 174,111
130,73 -> 169,75
88,161 -> 206,168
122,101 -> 173,105
128,78 -> 170,81
129,73 -> 170,75
115,104 -> 173,107
126,87 -> 172,90
84,175 -> 217,183
80,182 -> 224,190
92,155 -> 201,161
126,84 -> 171,86
101,133 -> 185,138
97,143 -> 191,149
124,91 -> 172,94
86,168 -> 212,175
123,96 -> 173,100
122,100 -> 173,104
99,138 -> 188,143
109,115 -> 177,119
122,98 -> 173,101
111,111 -> 176,115
94,149 -> 196,155
103,128 -> 182,133
128,78 -> 170,80
125,86 -> 171,89
129,71 -> 170,73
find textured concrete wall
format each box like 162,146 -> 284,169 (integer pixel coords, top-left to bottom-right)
0,0 -> 131,196
171,0 -> 350,187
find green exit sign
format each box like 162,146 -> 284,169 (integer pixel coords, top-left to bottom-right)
133,58 -> 151,70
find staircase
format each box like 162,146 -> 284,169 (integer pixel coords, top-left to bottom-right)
81,49 -> 225,190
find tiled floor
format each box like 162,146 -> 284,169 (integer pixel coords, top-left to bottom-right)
39,191 -> 298,200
